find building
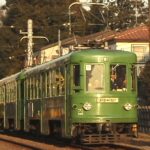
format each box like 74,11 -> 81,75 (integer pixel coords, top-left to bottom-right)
32,24 -> 149,75
32,36 -> 81,65
81,25 -> 149,62
80,25 -> 149,75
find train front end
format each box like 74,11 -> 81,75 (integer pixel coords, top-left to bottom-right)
68,49 -> 138,144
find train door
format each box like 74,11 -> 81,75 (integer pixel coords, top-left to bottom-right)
64,64 -> 71,137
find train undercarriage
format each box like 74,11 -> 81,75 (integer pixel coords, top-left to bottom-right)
71,123 -> 138,144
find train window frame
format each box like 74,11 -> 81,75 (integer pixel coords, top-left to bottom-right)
33,76 -> 36,100
51,69 -> 56,96
6,83 -> 10,103
110,64 -> 127,92
24,79 -> 27,100
48,70 -> 52,98
131,65 -> 137,91
55,68 -> 60,96
73,64 -> 80,87
85,63 -> 105,93
45,71 -> 49,98
41,72 -> 46,98
60,66 -> 65,95
35,75 -> 38,99
30,77 -> 33,100
72,64 -> 82,93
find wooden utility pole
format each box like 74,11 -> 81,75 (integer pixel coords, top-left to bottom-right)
20,19 -> 49,68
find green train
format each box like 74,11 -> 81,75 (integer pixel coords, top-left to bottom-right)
0,49 -> 138,144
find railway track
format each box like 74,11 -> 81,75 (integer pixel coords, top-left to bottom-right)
0,131 -> 148,150
71,143 -> 144,150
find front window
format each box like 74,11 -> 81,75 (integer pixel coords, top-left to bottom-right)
110,64 -> 127,91
86,64 -> 104,92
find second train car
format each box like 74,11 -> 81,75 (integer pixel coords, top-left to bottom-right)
0,48 -> 138,144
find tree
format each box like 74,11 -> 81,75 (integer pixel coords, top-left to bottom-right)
69,0 -> 148,34
107,0 -> 148,30
0,0 -> 148,78
0,0 -> 75,78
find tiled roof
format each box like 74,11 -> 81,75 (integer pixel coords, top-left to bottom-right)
78,29 -> 116,44
40,24 -> 149,51
80,24 -> 149,44
114,25 -> 149,42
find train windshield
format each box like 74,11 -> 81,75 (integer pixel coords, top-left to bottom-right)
86,64 -> 104,92
110,64 -> 127,91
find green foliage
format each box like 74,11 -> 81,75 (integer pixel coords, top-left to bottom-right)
106,0 -> 148,30
69,0 -> 148,33
0,0 -> 148,78
0,0 -> 75,78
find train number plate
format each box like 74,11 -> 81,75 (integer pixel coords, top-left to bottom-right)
96,98 -> 119,103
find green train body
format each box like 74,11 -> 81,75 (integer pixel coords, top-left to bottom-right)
0,49 -> 138,144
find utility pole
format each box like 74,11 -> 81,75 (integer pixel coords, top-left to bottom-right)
20,19 -> 49,68
58,29 -> 62,56
27,19 -> 33,67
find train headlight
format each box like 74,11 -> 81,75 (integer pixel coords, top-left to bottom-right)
124,103 -> 132,111
83,102 -> 92,111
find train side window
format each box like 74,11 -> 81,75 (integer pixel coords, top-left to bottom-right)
10,83 -> 12,102
31,77 -> 33,100
11,82 -> 16,102
55,69 -> 60,96
46,71 -> 49,97
73,65 -> 80,86
59,67 -> 65,95
33,77 -> 36,99
51,70 -> 56,96
110,64 -> 127,91
48,70 -> 52,97
56,67 -> 64,95
28,77 -> 31,100
34,76 -> 37,99
0,87 -> 1,103
42,72 -> 46,98
53,67 -> 65,96
37,75 -> 41,98
7,84 -> 9,102
6,84 -> 9,103
24,79 -> 27,100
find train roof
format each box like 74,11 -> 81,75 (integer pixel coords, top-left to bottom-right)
70,48 -> 137,62
0,72 -> 21,85
0,49 -> 136,79
24,48 -> 137,76
24,50 -> 72,76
